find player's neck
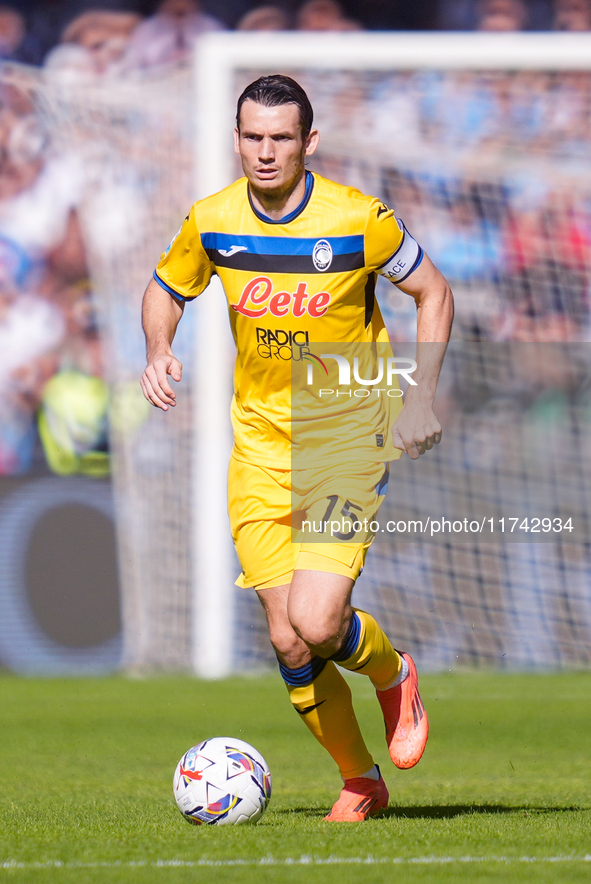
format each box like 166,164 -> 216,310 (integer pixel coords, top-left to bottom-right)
248,171 -> 308,222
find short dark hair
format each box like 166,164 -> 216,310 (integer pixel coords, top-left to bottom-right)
236,75 -> 314,137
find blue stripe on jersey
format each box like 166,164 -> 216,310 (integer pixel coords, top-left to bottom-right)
200,232 -> 364,258
153,270 -> 187,301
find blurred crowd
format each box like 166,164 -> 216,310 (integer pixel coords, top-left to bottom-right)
0,78 -> 110,475
375,156 -> 591,344
0,0 -> 591,476
2,1 -> 591,72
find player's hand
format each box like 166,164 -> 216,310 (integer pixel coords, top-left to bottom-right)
391,399 -> 442,460
140,354 -> 183,411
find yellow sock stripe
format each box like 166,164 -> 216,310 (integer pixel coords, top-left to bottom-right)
335,608 -> 402,691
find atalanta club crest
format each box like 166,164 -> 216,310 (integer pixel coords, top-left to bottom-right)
312,239 -> 333,272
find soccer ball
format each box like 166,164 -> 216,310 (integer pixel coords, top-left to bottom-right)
173,737 -> 272,826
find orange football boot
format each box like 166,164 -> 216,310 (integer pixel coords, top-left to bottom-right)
323,769 -> 389,822
376,652 -> 428,769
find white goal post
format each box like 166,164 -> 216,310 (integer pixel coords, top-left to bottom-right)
191,31 -> 591,678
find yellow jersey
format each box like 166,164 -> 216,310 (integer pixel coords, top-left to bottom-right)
154,171 -> 423,468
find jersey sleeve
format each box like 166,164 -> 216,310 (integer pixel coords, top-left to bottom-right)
153,205 -> 214,301
364,199 -> 424,285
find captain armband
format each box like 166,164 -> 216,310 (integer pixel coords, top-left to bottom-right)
377,220 -> 424,284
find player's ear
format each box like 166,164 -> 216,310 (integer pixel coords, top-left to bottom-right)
234,127 -> 240,153
304,128 -> 319,157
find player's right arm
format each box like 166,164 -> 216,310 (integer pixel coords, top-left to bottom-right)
141,205 -> 214,410
141,276 -> 184,411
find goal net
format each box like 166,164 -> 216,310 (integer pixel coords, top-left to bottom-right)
6,31 -> 591,675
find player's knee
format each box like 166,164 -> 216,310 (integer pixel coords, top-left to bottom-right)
267,624 -> 309,667
289,616 -> 340,656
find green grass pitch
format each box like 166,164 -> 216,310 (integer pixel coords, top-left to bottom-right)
0,671 -> 589,884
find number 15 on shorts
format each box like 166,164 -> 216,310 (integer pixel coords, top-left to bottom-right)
301,494 -> 380,543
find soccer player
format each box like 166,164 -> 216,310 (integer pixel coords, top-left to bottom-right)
141,75 -> 454,821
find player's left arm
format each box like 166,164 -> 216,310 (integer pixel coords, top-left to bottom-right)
391,253 -> 454,459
